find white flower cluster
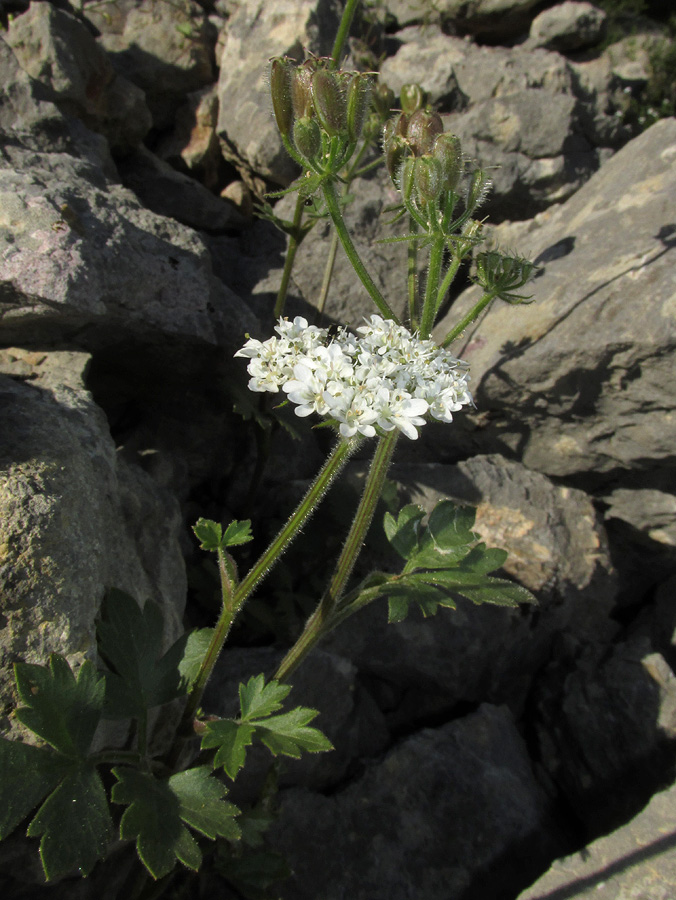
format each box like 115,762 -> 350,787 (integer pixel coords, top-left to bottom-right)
235,315 -> 472,440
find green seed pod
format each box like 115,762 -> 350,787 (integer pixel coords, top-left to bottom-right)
400,83 -> 424,115
292,64 -> 314,119
385,133 -> 408,183
433,133 -> 464,191
398,156 -> 417,202
270,58 -> 294,139
346,73 -> 372,142
467,168 -> 491,212
312,69 -> 347,137
293,115 -> 322,161
372,81 -> 395,120
414,155 -> 443,203
407,109 -> 443,156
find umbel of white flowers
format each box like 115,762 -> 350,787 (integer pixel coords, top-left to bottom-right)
235,316 -> 473,440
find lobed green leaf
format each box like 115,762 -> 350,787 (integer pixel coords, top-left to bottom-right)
178,628 -> 215,692
14,656 -> 104,758
201,720 -> 256,781
97,589 -> 189,719
254,707 -> 334,759
0,739 -> 64,840
238,675 -> 290,722
112,766 -> 240,880
383,504 -> 425,560
427,501 -> 477,550
27,761 -> 114,880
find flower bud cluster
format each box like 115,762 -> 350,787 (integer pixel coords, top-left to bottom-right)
235,316 -> 472,441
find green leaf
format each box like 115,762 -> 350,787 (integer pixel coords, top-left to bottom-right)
427,501 -> 477,550
409,533 -> 473,569
178,628 -> 215,692
193,518 -> 253,552
383,504 -> 425,560
112,766 -> 240,880
254,708 -> 334,759
458,543 -> 508,574
386,581 -> 456,621
14,656 -> 104,758
0,739 -> 63,839
171,768 -> 241,842
193,518 -> 223,552
27,761 -> 114,879
97,589 -> 188,719
221,520 -> 253,548
451,577 -> 536,607
238,675 -> 291,722
201,720 -> 256,780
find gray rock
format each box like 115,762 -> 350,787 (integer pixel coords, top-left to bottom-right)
528,1 -> 607,52
605,488 -> 676,553
155,85 -> 226,192
0,33 -> 73,151
5,1 -> 151,154
0,140 -> 255,348
380,28 -> 575,111
437,0 -> 543,40
116,144 -> 243,232
0,350 -> 186,733
320,454 -> 616,722
518,778 -> 676,900
215,0 -> 343,188
270,704 -> 563,900
433,117 -> 676,483
532,637 -> 676,833
96,0 -> 216,129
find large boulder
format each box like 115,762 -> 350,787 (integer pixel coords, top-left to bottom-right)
270,704 -> 564,900
92,0 -> 216,129
4,1 -> 151,154
0,350 -> 186,734
0,139 -> 254,348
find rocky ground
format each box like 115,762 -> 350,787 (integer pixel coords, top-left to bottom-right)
0,0 -> 675,898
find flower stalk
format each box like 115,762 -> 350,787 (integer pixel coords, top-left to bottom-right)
275,429 -> 400,682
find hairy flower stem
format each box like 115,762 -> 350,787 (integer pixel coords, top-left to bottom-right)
322,179 -> 399,321
440,288 -> 498,348
273,194 -> 305,322
175,438 -> 358,744
407,216 -> 419,328
331,0 -> 360,67
420,235 -> 446,338
435,254 -> 463,317
275,430 -> 399,682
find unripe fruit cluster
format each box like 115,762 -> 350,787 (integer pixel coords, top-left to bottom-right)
271,57 -> 373,167
383,86 -> 465,205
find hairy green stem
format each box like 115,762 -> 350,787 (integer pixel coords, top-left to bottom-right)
407,215 -> 419,329
316,230 -> 339,321
440,289 -> 498,348
420,235 -> 446,338
178,437 -> 358,736
434,254 -> 463,319
275,430 -> 399,682
273,194 -> 305,321
331,0 -> 360,67
322,180 -> 399,321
